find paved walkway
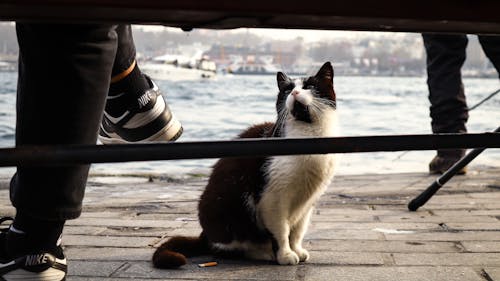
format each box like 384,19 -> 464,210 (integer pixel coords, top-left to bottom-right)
1,167 -> 499,280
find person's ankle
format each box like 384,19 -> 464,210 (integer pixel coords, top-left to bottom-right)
109,60 -> 149,98
7,211 -> 65,257
437,149 -> 465,159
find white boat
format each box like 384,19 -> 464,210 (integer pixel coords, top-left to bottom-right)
141,52 -> 216,81
228,55 -> 280,75
142,60 -> 216,81
0,61 -> 16,72
228,62 -> 280,75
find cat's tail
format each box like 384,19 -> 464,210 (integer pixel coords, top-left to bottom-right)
152,232 -> 210,268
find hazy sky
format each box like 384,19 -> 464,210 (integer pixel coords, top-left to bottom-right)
137,25 -> 398,42
246,28 -> 403,42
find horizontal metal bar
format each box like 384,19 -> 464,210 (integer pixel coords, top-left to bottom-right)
2,1 -> 500,34
0,133 -> 498,167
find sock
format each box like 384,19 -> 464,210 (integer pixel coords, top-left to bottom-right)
109,62 -> 149,98
7,211 -> 65,257
106,61 -> 150,117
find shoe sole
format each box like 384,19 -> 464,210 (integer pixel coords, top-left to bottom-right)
1,266 -> 66,281
429,167 -> 467,175
0,253 -> 67,281
98,116 -> 183,144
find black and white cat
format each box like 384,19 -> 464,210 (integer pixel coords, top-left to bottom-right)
153,62 -> 338,268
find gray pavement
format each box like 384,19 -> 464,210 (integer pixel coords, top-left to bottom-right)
1,167 -> 499,280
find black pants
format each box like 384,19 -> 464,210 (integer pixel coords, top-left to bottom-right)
10,24 -> 137,220
422,33 -> 500,134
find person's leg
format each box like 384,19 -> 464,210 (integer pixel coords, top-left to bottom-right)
422,33 -> 469,174
478,35 -> 500,77
109,25 -> 149,98
1,23 -> 117,280
99,24 -> 183,144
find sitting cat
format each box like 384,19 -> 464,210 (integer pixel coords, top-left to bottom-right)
153,62 -> 338,268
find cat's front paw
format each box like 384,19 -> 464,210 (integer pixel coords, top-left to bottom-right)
293,247 -> 310,262
277,250 -> 300,265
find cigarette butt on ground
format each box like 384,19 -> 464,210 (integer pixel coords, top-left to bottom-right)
198,261 -> 218,267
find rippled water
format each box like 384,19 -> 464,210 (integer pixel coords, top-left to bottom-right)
0,71 -> 499,177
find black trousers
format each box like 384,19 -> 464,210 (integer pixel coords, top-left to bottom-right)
422,34 -> 500,134
10,24 -> 137,221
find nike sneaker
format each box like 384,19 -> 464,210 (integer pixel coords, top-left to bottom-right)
99,75 -> 183,144
0,217 -> 67,281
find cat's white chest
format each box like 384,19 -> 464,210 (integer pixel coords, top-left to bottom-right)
269,153 -> 336,199
258,152 -> 336,230
258,108 -> 338,226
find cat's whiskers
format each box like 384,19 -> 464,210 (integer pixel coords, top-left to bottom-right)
308,99 -> 327,115
272,106 -> 289,137
314,96 -> 336,108
303,97 -> 336,123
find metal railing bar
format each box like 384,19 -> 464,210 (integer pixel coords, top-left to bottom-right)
0,133 -> 498,167
3,1 -> 500,34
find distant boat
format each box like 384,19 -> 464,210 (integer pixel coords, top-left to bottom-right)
228,62 -> 280,75
0,61 -> 16,72
224,54 -> 281,75
141,52 -> 216,81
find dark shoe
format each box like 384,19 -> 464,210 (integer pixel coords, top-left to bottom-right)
99,75 -> 183,144
429,149 -> 467,174
0,217 -> 67,281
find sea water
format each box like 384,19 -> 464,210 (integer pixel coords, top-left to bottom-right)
0,72 -> 499,177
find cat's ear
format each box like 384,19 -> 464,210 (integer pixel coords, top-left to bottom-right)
277,72 -> 290,91
315,62 -> 334,83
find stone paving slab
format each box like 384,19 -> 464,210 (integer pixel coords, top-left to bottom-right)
66,247 -> 152,261
1,167 -> 499,280
63,234 -> 155,248
393,253 -> 500,266
67,261 -> 125,278
302,266 -> 484,281
117,261 -> 299,280
305,240 -> 461,253
484,268 -> 500,281
71,279 -> 197,281
383,231 -> 500,241
461,241 -> 500,252
377,214 -> 499,223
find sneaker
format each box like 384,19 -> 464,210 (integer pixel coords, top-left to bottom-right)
0,217 -> 67,281
99,75 -> 183,144
429,149 -> 467,175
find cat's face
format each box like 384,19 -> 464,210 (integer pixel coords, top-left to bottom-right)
276,62 -> 336,123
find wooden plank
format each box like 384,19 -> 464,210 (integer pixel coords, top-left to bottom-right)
1,1 -> 500,33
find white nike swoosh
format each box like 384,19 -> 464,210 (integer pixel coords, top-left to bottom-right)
9,225 -> 26,234
104,110 -> 130,124
0,261 -> 15,267
106,92 -> 126,100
